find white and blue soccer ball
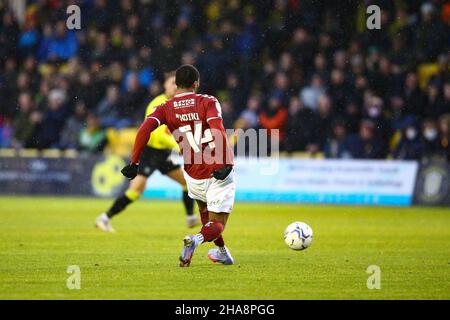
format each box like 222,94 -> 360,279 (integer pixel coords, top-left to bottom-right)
284,222 -> 313,250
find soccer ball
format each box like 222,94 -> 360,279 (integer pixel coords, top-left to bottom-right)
284,222 -> 313,250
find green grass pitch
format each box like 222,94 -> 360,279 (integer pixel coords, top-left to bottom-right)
0,196 -> 449,299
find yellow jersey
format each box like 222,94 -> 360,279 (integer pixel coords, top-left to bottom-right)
145,94 -> 178,150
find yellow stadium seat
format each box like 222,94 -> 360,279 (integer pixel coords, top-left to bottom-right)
279,151 -> 325,159
105,128 -> 138,157
418,63 -> 439,90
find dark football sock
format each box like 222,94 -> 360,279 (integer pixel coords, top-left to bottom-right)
106,195 -> 132,218
214,236 -> 225,247
182,190 -> 194,216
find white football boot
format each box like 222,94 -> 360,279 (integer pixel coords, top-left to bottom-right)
95,213 -> 115,233
207,246 -> 234,265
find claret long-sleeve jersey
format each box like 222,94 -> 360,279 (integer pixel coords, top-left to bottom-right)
131,92 -> 234,179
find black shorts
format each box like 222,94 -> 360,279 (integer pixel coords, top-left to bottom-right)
137,146 -> 180,177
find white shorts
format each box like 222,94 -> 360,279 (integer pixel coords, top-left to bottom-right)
183,169 -> 236,213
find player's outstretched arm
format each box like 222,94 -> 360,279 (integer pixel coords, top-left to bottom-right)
121,116 -> 160,180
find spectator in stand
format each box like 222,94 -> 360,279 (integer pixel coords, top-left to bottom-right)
0,10 -> 19,59
96,85 -> 131,129
421,118 -> 441,159
342,100 -> 362,135
415,2 -> 448,62
404,72 -> 426,118
121,72 -> 146,124
435,54 -> 449,84
259,93 -> 288,144
300,74 -> 325,111
324,120 -> 351,159
42,21 -> 78,62
312,53 -> 329,81
438,114 -> 450,161
233,94 -> 261,156
272,72 -> 291,103
363,94 -> 391,152
348,120 -> 385,159
0,1 -> 448,162
220,99 -> 235,130
389,94 -> 408,131
12,92 -> 36,148
425,80 -> 447,119
443,82 -> 450,112
284,96 -> 315,152
329,69 -> 350,112
393,120 -> 424,160
235,94 -> 261,131
79,113 -> 107,154
225,73 -> 247,115
18,19 -> 40,58
198,35 -> 230,93
60,101 -> 87,150
33,89 -> 69,149
311,94 -> 334,152
73,70 -> 102,111
123,55 -> 154,90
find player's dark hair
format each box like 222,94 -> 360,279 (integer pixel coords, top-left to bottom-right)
175,64 -> 200,89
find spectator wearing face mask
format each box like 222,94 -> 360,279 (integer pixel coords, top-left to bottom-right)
363,94 -> 392,151
393,119 -> 423,160
421,118 -> 441,159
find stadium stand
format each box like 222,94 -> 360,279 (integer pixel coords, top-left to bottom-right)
0,0 -> 448,161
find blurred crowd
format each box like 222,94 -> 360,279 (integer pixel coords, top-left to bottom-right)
0,0 -> 449,161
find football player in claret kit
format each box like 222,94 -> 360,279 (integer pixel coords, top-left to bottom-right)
95,72 -> 199,232
121,64 -> 236,267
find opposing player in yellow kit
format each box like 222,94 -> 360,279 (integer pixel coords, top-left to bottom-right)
95,72 -> 200,232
